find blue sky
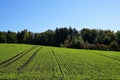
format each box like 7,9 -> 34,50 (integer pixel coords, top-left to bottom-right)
0,0 -> 120,32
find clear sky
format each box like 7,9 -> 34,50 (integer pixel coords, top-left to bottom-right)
0,0 -> 120,32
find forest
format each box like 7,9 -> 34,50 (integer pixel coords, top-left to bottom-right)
0,27 -> 120,51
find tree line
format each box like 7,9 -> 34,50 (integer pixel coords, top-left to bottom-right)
0,27 -> 120,51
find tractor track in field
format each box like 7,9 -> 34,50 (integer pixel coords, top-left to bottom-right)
52,50 -> 65,77
40,52 -> 46,73
57,54 -> 77,78
63,61 -> 77,77
66,54 -> 85,75
95,53 -> 120,62
57,51 -> 86,76
0,46 -> 37,67
17,47 -> 42,73
65,61 -> 80,76
0,46 -> 37,65
52,50 -> 77,78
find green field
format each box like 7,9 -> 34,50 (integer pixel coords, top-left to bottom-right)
0,44 -> 120,80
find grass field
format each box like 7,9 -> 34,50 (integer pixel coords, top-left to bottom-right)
0,44 -> 120,80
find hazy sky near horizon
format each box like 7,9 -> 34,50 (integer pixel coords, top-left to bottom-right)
0,0 -> 120,32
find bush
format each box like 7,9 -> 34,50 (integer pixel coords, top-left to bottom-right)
88,44 -> 96,50
95,44 -> 109,50
109,41 -> 119,51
